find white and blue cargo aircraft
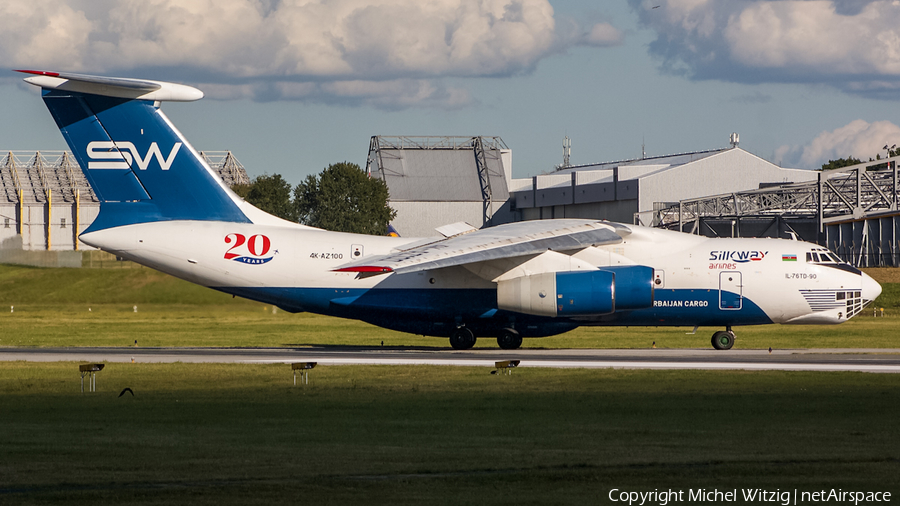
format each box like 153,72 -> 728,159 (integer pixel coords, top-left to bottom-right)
19,70 -> 882,350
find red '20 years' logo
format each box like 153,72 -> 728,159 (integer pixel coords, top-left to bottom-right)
224,233 -> 275,265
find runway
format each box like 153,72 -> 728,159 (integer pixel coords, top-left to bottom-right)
2,346 -> 900,373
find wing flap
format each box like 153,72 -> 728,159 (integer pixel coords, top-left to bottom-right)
334,220 -> 627,275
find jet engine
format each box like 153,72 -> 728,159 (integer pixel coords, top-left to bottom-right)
496,265 -> 654,317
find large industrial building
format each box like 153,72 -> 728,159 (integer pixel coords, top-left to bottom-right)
510,145 -> 817,225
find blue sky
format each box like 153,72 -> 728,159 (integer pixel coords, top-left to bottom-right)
2,0 -> 899,183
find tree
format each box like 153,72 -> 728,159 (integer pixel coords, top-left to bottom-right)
820,143 -> 900,171
820,156 -> 862,171
294,162 -> 397,234
231,183 -> 252,199
234,174 -> 298,222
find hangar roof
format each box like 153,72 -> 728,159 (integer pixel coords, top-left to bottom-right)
552,148 -> 726,177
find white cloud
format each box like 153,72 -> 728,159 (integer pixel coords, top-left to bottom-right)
630,0 -> 900,98
584,22 -> 624,47
0,0 -> 617,108
775,119 -> 900,168
0,0 -> 93,69
198,78 -> 473,109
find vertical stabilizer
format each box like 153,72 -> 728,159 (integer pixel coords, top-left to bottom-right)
21,71 -> 250,231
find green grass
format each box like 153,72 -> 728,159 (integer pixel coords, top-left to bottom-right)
0,264 -> 253,305
2,264 -> 900,349
2,304 -> 900,349
1,363 -> 898,504
3,266 -> 899,503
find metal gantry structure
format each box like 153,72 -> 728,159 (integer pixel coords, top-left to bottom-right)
0,151 -> 98,250
472,136 -> 494,227
1,151 -> 97,205
650,156 -> 900,266
199,151 -> 251,186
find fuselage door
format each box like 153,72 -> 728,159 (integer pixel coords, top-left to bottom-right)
719,271 -> 742,310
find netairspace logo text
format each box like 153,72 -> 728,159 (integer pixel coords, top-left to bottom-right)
608,488 -> 892,506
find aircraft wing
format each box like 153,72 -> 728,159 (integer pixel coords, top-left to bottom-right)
334,219 -> 628,275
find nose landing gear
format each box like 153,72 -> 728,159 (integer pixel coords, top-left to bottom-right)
711,327 -> 735,350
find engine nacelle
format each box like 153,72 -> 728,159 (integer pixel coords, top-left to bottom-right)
496,265 -> 654,317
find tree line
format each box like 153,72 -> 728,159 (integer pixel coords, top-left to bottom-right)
820,145 -> 900,171
232,162 -> 397,235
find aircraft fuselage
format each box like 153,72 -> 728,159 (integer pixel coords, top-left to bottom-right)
81,220 -> 879,339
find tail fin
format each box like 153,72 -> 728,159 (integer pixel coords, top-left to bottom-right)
20,70 -> 250,231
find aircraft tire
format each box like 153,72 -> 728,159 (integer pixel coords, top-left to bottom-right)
711,330 -> 735,350
497,329 -> 522,350
449,327 -> 476,350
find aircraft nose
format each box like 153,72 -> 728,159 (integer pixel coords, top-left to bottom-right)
861,272 -> 882,303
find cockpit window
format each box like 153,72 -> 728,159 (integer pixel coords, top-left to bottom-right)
807,249 -> 844,264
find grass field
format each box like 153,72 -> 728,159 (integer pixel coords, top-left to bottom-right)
2,266 -> 900,504
2,363 -> 898,504
1,264 -> 899,349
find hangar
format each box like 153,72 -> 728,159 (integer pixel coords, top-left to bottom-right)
510,140 -> 817,226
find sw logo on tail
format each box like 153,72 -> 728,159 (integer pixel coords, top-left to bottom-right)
87,141 -> 182,170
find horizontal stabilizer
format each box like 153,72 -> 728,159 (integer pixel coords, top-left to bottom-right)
17,70 -> 203,102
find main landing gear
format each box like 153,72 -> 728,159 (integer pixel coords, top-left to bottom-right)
711,327 -> 735,350
497,328 -> 522,350
449,327 -> 476,350
448,327 -> 523,350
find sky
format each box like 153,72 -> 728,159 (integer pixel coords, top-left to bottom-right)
1,0 -> 900,184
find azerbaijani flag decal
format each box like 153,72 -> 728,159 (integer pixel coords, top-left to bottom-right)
782,254 -> 797,261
